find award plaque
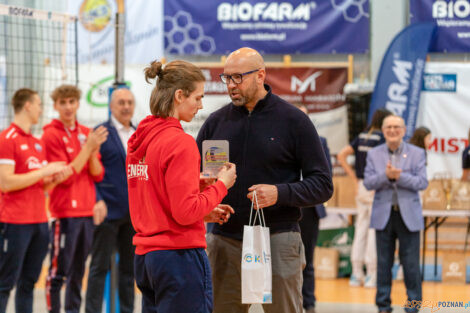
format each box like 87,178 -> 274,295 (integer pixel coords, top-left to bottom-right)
202,140 -> 229,177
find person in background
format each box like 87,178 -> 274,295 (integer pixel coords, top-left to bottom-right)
364,115 -> 428,313
337,108 -> 392,288
409,126 -> 432,162
42,85 -> 108,313
196,47 -> 332,313
462,128 -> 470,181
294,103 -> 331,313
0,88 -> 69,313
127,60 -> 236,313
85,88 -> 136,313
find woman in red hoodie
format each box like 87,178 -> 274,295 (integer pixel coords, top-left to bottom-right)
127,60 -> 236,313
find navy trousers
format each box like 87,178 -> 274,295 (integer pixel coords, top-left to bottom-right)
0,222 -> 49,313
135,248 -> 213,313
376,210 -> 421,313
46,217 -> 94,313
299,207 -> 320,310
85,217 -> 135,313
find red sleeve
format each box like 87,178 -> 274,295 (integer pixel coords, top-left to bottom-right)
0,135 -> 16,166
41,129 -> 76,186
164,134 -> 227,226
91,152 -> 105,182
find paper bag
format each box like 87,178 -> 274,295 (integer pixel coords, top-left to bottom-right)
241,192 -> 272,304
442,252 -> 466,284
422,180 -> 447,210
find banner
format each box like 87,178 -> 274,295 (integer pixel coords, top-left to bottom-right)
410,0 -> 470,52
417,62 -> 470,179
164,0 -> 369,54
69,0 -> 163,64
71,65 -> 349,154
368,23 -> 436,139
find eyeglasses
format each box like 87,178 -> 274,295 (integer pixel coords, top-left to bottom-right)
384,125 -> 404,130
219,69 -> 260,84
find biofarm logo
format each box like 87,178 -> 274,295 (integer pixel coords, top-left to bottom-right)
433,0 -> 470,18
217,2 -> 316,21
384,57 -> 414,116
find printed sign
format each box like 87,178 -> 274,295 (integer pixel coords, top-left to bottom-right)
410,0 -> 470,52
164,0 -> 369,54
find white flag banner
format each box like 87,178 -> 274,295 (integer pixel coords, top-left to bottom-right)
417,62 -> 470,179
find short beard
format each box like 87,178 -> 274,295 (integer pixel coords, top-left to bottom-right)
229,80 -> 257,107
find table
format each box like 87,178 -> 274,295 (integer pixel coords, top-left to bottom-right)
325,207 -> 470,281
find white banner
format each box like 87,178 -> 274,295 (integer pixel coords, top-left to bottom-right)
417,62 -> 470,179
68,0 -> 163,64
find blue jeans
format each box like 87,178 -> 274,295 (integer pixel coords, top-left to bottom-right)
376,210 -> 421,313
135,248 -> 213,313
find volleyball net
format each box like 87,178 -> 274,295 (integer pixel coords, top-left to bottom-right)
0,4 -> 78,133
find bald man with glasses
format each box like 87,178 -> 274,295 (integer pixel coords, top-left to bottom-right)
196,47 -> 332,313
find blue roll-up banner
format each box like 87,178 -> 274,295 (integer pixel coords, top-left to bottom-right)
164,0 -> 370,54
368,23 -> 436,139
410,0 -> 470,52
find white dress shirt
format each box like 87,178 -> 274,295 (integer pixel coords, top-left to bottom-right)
111,115 -> 135,153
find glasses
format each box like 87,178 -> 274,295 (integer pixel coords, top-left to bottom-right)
384,125 -> 404,130
219,69 -> 260,84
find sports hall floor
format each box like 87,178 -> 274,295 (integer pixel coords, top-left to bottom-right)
6,271 -> 469,313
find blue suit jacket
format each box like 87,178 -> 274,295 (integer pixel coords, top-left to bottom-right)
95,120 -> 134,220
363,142 -> 428,232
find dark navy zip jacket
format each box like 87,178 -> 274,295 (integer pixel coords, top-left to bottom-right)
196,85 -> 333,240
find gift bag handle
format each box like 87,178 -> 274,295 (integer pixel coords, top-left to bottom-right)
248,191 -> 267,227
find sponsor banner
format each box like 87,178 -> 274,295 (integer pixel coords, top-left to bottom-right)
68,0 -> 163,64
164,0 -> 369,54
417,62 -> 470,179
199,67 -> 349,153
368,23 -> 436,140
72,65 -> 349,154
410,0 -> 470,52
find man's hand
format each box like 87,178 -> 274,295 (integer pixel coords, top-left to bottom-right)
93,200 -> 107,225
247,184 -> 278,209
86,126 -> 108,151
386,161 -> 402,180
204,204 -> 235,225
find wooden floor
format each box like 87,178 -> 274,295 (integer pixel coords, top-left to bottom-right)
316,278 -> 470,305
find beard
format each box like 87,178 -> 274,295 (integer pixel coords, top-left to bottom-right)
229,79 -> 258,107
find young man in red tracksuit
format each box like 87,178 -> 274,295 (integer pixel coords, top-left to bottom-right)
41,85 -> 108,313
0,88 -> 68,313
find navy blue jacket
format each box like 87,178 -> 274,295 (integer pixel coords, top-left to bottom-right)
312,137 -> 330,218
95,120 -> 134,220
196,85 -> 333,240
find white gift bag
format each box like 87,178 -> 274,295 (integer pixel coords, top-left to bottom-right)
241,191 -> 272,304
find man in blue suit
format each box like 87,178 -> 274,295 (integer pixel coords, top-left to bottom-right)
85,88 -> 136,313
364,115 -> 428,313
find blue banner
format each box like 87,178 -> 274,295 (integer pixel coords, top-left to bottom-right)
368,23 -> 436,139
164,0 -> 369,54
410,0 -> 470,52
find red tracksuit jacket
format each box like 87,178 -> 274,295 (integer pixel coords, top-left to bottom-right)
42,119 -> 104,218
127,115 -> 227,255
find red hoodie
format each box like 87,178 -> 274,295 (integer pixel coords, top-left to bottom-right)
42,119 -> 104,218
127,115 -> 227,255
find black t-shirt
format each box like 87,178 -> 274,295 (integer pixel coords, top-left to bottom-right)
350,130 -> 385,179
463,145 -> 470,169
